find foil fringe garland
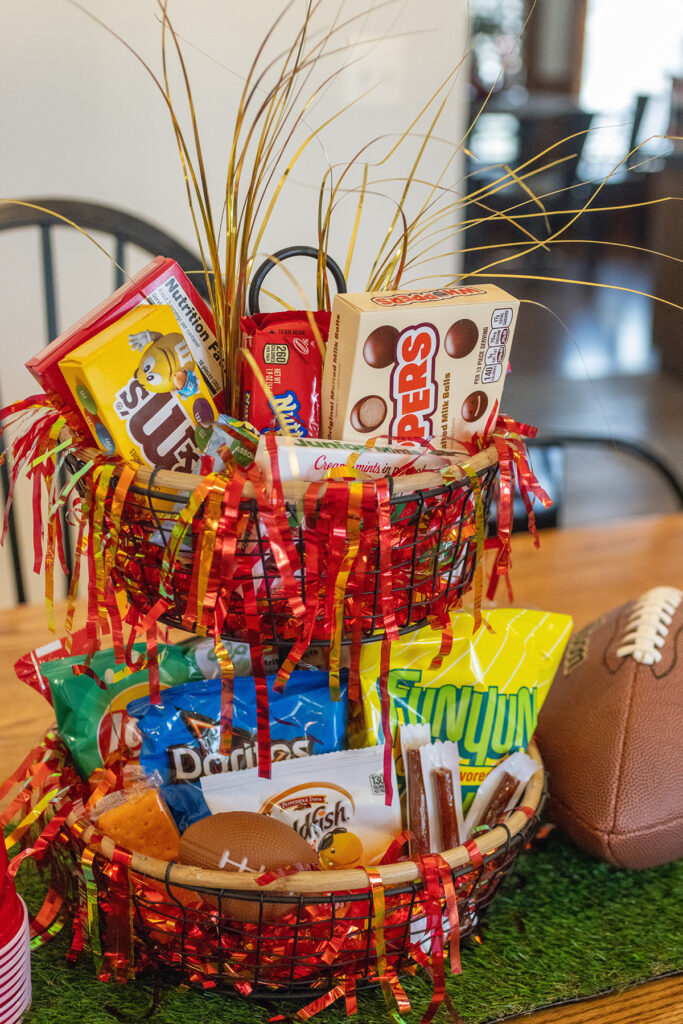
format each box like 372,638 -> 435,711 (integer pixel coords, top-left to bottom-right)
1,396 -> 546,1018
1,732 -> 532,1021
0,396 -> 545,773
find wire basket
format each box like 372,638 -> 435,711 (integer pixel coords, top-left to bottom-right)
51,742 -> 544,997
66,443 -> 498,647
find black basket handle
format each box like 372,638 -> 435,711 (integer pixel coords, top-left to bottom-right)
247,245 -> 347,315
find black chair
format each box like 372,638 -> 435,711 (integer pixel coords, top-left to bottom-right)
491,433 -> 683,532
0,197 -> 206,603
581,95 -> 653,254
464,107 -> 594,270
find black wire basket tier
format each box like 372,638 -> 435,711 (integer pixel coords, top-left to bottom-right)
66,443 -> 498,648
51,742 -> 544,998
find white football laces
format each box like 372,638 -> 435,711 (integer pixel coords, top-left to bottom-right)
616,586 -> 683,665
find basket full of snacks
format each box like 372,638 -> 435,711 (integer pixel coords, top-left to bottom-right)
0,239 -> 558,1018
0,9 -> 564,1018
48,741 -> 546,998
4,604 -> 572,1015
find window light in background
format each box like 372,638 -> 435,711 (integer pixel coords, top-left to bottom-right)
579,0 -> 683,177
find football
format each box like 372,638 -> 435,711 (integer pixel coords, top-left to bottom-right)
179,811 -> 317,920
536,586 -> 683,870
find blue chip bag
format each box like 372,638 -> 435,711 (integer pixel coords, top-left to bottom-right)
128,671 -> 347,831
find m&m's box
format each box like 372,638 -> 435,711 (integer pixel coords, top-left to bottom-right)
27,257 -> 222,423
59,305 -> 218,472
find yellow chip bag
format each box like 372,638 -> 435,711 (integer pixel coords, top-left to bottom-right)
355,608 -> 573,808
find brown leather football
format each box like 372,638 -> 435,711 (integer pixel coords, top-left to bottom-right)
179,811 -> 317,921
536,586 -> 683,870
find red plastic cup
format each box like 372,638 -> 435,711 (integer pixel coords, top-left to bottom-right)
0,899 -> 30,1024
0,969 -> 31,1023
0,935 -> 28,977
0,969 -> 30,1010
0,839 -> 22,952
0,976 -> 31,1024
0,904 -> 26,955
0,886 -> 23,951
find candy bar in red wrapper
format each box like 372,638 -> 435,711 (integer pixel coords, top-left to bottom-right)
239,311 -> 329,436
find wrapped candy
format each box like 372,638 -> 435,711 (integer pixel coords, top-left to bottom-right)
239,311 -> 329,436
464,750 -> 538,836
400,725 -> 464,853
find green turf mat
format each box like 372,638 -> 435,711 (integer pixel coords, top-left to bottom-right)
14,829 -> 683,1024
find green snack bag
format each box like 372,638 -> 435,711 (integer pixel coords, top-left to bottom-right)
43,642 -> 205,779
42,639 -> 281,779
174,635 -> 280,677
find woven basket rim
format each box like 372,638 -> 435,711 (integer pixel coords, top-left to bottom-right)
64,437 -> 499,503
67,741 -> 543,895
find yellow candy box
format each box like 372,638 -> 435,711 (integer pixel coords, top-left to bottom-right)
355,608 -> 573,807
59,305 -> 218,472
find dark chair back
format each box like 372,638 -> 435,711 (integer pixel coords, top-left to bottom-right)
0,198 -> 205,603
628,95 -> 649,156
464,106 -> 594,270
518,111 -> 594,194
491,434 -> 683,533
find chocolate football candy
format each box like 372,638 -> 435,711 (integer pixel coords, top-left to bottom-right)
536,586 -> 683,869
179,811 -> 317,920
444,318 -> 478,358
363,325 -> 399,368
349,395 -> 387,433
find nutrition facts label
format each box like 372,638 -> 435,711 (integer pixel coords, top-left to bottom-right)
491,306 -> 513,328
147,276 -> 222,395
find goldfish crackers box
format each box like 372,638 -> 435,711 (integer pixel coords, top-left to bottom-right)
59,305 -> 218,472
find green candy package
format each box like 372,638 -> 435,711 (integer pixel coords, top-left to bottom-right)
173,635 -> 281,678
41,637 -> 276,779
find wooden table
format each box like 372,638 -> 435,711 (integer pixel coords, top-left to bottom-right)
1,512 -> 682,1022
